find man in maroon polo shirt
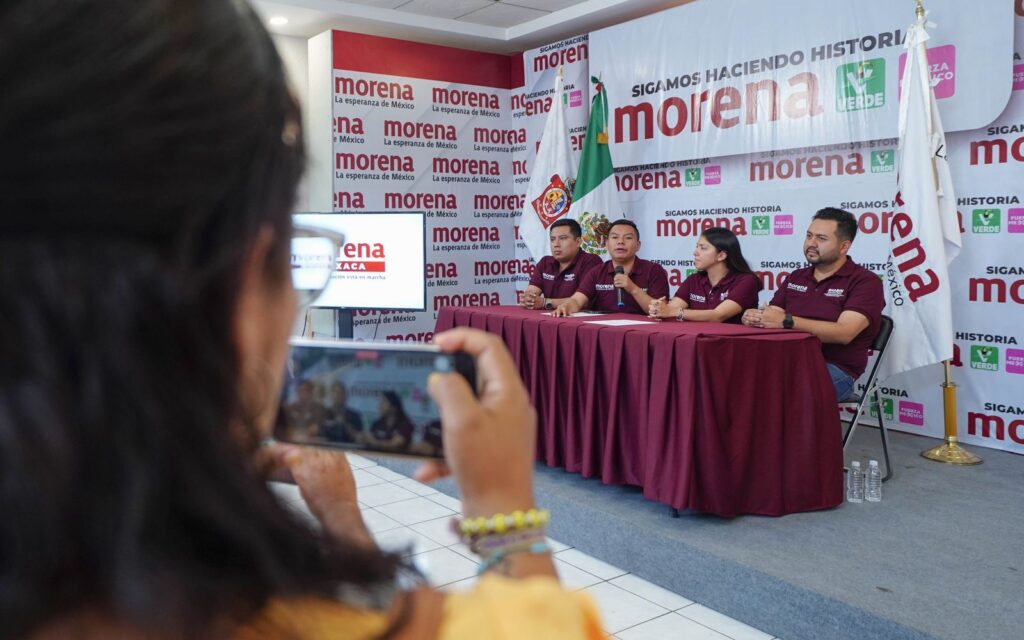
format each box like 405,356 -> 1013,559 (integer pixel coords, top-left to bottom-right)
520,218 -> 602,310
553,219 -> 669,315
742,207 -> 884,401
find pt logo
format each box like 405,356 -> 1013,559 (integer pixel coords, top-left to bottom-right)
752,215 -> 771,235
836,59 -> 886,112
972,209 -> 1001,233
871,150 -> 894,173
685,168 -> 702,186
869,397 -> 895,421
970,345 -> 1000,371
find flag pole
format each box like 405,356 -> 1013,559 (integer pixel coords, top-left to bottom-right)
910,0 -> 982,466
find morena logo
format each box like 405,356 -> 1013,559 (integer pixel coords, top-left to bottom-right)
474,127 -> 527,145
334,191 -> 365,210
431,157 -> 500,176
474,259 -> 534,277
335,77 -> 413,100
334,116 -> 364,135
432,291 -> 501,311
968,404 -> 1024,445
656,217 -> 747,238
337,242 -> 386,273
969,136 -> 1024,165
432,226 -> 500,244
614,72 -> 824,143
749,152 -> 865,182
384,120 -> 456,141
432,87 -> 499,110
335,153 -> 414,173
968,267 -> 1024,304
385,192 -> 457,210
533,41 -> 588,73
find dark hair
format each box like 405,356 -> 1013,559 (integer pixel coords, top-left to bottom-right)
700,227 -> 764,290
0,1 -> 405,637
550,218 -> 582,238
608,218 -> 640,241
380,391 -> 404,412
813,207 -> 859,243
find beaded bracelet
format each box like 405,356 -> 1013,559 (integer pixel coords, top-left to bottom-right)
476,540 -> 551,575
457,508 -> 550,537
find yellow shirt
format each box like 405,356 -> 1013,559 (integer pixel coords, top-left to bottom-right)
236,575 -> 604,639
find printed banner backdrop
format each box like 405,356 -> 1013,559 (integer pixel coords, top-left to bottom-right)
328,31 -> 520,343
318,4 -> 1023,454
589,0 -> 1014,167
511,36 -> 593,292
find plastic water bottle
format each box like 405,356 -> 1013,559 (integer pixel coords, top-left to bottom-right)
847,461 -> 864,503
866,460 -> 882,502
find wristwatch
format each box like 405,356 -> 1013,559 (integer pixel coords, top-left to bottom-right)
544,301 -> 554,310
782,313 -> 794,329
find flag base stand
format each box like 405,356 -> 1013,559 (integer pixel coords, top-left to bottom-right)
921,437 -> 983,465
920,372 -> 982,465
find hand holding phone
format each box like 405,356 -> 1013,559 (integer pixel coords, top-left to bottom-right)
425,329 -> 537,519
274,339 -> 474,460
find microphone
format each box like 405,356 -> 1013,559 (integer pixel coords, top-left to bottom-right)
614,265 -> 625,309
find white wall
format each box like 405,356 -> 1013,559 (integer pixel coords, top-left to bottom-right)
272,33 -> 311,212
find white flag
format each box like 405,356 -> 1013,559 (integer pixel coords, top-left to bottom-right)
878,13 -> 962,380
521,73 -> 576,262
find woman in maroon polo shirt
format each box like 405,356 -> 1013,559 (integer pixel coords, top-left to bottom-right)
648,227 -> 762,323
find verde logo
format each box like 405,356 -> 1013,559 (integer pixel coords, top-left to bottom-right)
869,397 -> 895,421
836,59 -> 886,112
871,150 -> 894,173
972,209 -> 1001,233
752,215 -> 771,235
970,345 -> 1000,371
685,168 -> 702,186
685,268 -> 697,277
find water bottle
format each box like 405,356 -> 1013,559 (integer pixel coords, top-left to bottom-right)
866,460 -> 882,502
847,461 -> 864,503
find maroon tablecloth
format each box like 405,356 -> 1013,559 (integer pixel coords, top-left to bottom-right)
435,306 -> 843,518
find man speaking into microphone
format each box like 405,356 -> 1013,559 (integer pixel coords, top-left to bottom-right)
554,219 -> 668,316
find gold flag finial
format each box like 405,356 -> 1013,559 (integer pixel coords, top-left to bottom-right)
915,0 -> 925,18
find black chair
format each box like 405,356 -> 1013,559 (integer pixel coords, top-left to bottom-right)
840,314 -> 894,482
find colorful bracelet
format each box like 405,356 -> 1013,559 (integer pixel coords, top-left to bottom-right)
476,540 -> 551,575
456,508 -> 550,537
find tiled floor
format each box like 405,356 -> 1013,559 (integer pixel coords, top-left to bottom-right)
270,453 -> 778,640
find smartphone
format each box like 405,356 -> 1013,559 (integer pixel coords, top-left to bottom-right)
273,338 -> 475,459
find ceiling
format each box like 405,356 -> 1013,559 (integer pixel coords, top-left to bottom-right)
251,0 -> 696,53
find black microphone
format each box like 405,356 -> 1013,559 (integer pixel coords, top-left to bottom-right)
614,265 -> 625,309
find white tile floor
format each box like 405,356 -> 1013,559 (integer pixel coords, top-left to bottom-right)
269,453 -> 778,640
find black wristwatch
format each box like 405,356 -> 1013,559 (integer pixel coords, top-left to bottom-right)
782,313 -> 794,329
544,301 -> 554,310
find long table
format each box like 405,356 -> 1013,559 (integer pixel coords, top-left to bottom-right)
436,306 -> 843,517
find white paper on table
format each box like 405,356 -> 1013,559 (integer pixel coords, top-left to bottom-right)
543,311 -> 608,317
583,319 -> 655,326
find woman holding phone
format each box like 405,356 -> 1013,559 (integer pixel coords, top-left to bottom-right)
0,1 -> 601,638
648,227 -> 762,323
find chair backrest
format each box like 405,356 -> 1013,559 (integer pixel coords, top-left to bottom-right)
872,314 -> 894,353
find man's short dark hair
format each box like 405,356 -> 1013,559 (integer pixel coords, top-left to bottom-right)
813,207 -> 858,243
608,218 -> 640,241
550,218 -> 582,238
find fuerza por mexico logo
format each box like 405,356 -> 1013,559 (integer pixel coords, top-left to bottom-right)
836,59 -> 885,112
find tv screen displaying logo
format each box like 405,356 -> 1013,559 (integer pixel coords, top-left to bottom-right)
293,212 -> 426,311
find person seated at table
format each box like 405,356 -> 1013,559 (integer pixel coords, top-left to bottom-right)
323,381 -> 363,443
521,218 -> 602,310
553,219 -> 669,316
363,390 -> 415,451
283,379 -> 329,440
741,207 -> 884,401
648,227 -> 762,323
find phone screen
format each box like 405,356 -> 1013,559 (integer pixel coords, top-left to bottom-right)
273,340 -> 473,459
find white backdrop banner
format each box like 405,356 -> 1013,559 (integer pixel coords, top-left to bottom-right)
590,0 -> 1014,166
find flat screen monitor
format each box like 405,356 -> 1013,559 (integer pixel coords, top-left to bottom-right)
293,212 -> 426,311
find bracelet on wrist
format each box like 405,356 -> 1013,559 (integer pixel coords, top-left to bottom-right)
476,540 -> 551,575
456,508 -> 550,537
676,308 -> 685,321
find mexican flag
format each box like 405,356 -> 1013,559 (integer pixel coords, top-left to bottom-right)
521,72 -> 576,262
569,77 -> 625,257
